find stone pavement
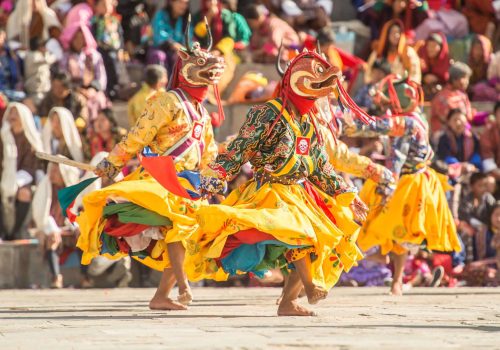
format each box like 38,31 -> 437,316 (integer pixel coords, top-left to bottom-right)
0,287 -> 499,350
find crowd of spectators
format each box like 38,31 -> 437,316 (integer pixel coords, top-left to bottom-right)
0,0 -> 498,289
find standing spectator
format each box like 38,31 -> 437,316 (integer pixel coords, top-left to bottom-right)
42,106 -> 84,162
91,0 -> 126,98
24,36 -> 56,106
0,28 -> 24,102
431,61 -> 473,132
6,0 -> 61,49
244,4 -> 300,64
437,109 -> 482,171
127,64 -> 167,127
469,35 -> 499,102
32,162 -> 80,288
59,22 -> 108,120
0,102 -> 44,240
417,32 -> 451,100
365,19 -> 421,84
38,71 -> 87,120
149,0 -> 190,72
481,102 -> 500,181
194,0 -> 252,49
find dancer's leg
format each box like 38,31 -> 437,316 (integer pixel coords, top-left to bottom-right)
149,268 -> 186,310
277,270 -> 315,316
167,241 -> 192,305
291,252 -> 328,305
390,252 -> 407,295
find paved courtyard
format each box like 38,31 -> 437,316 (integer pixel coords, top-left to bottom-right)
0,287 -> 499,350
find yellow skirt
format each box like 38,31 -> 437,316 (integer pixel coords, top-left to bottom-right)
184,180 -> 363,290
358,168 -> 461,255
76,167 -> 202,271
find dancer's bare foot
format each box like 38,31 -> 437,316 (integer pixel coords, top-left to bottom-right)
149,293 -> 187,310
278,299 -> 316,316
390,280 -> 403,296
177,285 -> 193,306
305,285 -> 328,305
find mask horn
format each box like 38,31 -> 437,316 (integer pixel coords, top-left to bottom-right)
317,40 -> 321,54
276,41 -> 285,77
204,16 -> 213,51
184,13 -> 192,53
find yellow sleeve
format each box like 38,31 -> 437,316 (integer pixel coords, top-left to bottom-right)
200,120 -> 218,169
326,136 -> 372,178
194,21 -> 207,38
107,92 -> 177,169
127,99 -> 136,129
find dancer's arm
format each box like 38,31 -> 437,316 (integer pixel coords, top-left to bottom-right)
201,105 -> 269,193
95,92 -> 177,178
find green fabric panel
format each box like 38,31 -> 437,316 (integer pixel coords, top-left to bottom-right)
102,202 -> 172,227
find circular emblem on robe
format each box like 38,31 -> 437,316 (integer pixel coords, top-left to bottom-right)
296,137 -> 310,155
393,225 -> 406,239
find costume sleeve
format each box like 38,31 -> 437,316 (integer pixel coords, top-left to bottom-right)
308,143 -> 352,197
203,105 -> 268,181
200,121 -> 218,170
106,93 -> 176,170
342,115 -> 408,138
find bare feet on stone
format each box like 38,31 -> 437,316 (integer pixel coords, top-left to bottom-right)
305,285 -> 328,305
278,299 -> 316,316
390,280 -> 403,296
149,293 -> 188,310
177,284 -> 193,306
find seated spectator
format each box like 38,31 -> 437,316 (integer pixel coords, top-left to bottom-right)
127,64 -> 167,127
457,172 -> 496,263
0,28 -> 25,102
437,108 -> 482,171
360,0 -> 428,41
86,255 -> 132,288
84,108 -> 125,159
148,0 -> 190,72
480,102 -> 500,181
244,4 -> 300,64
365,19 -> 421,84
0,102 -> 44,240
469,35 -> 500,102
430,62 -> 473,132
32,162 -> 80,288
59,21 -> 108,120
42,106 -> 84,162
24,36 -> 56,106
417,32 -> 451,100
339,247 -> 392,287
276,0 -> 333,33
414,0 -> 469,40
6,0 -> 61,49
91,0 -> 127,98
354,59 -> 391,114
116,0 -> 154,60
463,0 -> 499,39
194,0 -> 252,50
460,200 -> 500,286
38,71 -> 87,121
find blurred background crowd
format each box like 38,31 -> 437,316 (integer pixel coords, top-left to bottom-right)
0,0 -> 499,290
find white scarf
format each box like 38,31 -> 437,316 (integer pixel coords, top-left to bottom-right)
1,103 -> 44,231
42,107 -> 84,162
6,0 -> 61,48
32,152 -> 107,232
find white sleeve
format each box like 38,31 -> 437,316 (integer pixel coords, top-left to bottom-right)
483,158 -> 498,173
281,0 -> 303,16
317,0 -> 333,15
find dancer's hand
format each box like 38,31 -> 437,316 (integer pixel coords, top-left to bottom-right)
350,196 -> 368,223
94,158 -> 120,179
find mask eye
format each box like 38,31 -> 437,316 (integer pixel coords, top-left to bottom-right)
317,65 -> 324,74
197,58 -> 207,66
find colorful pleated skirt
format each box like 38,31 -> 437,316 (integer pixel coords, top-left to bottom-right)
358,168 -> 461,255
184,180 -> 363,291
76,167 -> 202,271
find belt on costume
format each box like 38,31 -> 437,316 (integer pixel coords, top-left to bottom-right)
256,172 -> 306,185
